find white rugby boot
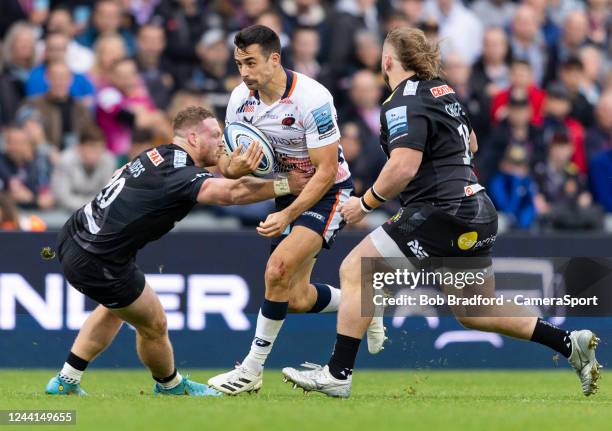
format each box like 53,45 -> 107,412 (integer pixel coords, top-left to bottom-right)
367,316 -> 388,354
208,364 -> 262,395
567,330 -> 602,396
281,363 -> 352,398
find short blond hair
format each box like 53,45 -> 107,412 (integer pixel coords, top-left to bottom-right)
384,27 -> 441,80
172,106 -> 215,133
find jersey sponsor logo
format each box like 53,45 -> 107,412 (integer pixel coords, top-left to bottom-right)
473,234 -> 496,250
403,80 -> 419,96
464,184 -> 484,197
129,159 -> 145,177
303,211 -> 325,222
408,239 -> 429,260
268,135 -> 304,147
282,116 -> 296,126
311,102 -> 334,136
190,172 -> 212,183
445,102 -> 465,117
147,148 -> 164,166
387,207 -> 404,224
386,106 -> 409,141
430,84 -> 455,98
254,337 -> 271,347
173,150 -> 188,168
236,100 -> 258,114
457,231 -> 478,250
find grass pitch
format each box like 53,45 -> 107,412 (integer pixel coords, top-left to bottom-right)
0,369 -> 609,431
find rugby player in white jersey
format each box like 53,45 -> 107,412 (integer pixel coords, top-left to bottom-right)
208,25 -> 386,395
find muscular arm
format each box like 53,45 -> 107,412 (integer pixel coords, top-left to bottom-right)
197,177 -> 276,206
281,142 -> 338,221
370,147 -> 423,202
470,130 -> 478,154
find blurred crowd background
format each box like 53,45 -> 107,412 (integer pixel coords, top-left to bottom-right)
0,0 -> 610,233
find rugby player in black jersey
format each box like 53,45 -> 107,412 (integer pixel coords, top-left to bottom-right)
45,106 -> 307,396
282,28 -> 601,398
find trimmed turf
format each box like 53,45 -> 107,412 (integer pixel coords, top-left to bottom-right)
0,370 -> 608,431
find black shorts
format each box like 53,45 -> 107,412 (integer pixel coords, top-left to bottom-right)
57,229 -> 145,309
373,195 -> 498,269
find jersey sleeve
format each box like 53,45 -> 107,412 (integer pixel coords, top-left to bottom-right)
165,166 -> 213,202
382,102 -> 429,153
302,87 -> 341,149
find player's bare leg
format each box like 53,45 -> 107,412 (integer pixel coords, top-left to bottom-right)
445,268 -> 601,395
282,235 -> 382,397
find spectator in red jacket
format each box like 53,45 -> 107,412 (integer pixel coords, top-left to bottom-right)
491,59 -> 546,126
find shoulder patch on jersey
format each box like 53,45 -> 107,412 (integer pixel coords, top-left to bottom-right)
403,80 -> 419,96
173,150 -> 188,168
430,84 -> 455,98
385,106 -> 409,140
147,148 -> 164,166
311,102 -> 334,136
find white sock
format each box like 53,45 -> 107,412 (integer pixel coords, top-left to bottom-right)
59,363 -> 83,385
158,371 -> 183,389
243,310 -> 285,374
321,285 -> 342,313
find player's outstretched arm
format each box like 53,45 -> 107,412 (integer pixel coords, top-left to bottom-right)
196,172 -> 309,206
469,130 -> 478,154
216,142 -> 263,179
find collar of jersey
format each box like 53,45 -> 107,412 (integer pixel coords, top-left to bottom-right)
251,68 -> 296,102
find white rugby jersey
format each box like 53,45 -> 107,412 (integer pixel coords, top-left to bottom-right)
225,69 -> 351,184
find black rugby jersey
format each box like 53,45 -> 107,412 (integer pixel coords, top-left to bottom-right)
380,75 -> 494,222
65,144 -> 212,263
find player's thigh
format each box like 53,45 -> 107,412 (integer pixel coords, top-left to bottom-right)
110,283 -> 167,339
341,233 -> 385,285
266,225 -> 323,282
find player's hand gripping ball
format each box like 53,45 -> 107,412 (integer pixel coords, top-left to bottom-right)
223,122 -> 276,177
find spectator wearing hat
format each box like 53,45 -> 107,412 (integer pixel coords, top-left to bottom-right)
542,82 -> 587,173
533,128 -> 602,230
51,126 -> 116,212
478,94 -> 544,184
488,144 -> 537,229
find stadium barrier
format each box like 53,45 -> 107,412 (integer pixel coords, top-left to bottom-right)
0,231 -> 610,369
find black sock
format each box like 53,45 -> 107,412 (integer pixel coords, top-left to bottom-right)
530,318 -> 572,358
328,334 -> 361,380
153,368 -> 177,383
66,352 -> 89,371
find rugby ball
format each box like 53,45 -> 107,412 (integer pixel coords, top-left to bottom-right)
223,122 -> 275,177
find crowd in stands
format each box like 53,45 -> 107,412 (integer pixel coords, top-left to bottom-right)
0,0 -> 610,232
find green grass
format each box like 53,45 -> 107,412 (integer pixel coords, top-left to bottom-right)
0,370 -> 609,431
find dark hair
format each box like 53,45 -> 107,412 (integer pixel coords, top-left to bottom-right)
132,128 -> 153,144
234,25 -> 281,58
510,58 -> 531,69
173,106 -> 215,132
79,126 -> 104,145
561,56 -> 583,71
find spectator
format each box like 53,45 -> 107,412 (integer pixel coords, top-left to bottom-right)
542,83 -> 587,173
20,61 -> 95,151
491,59 -> 546,126
559,57 -> 595,128
26,32 -> 95,104
128,127 -> 155,161
89,33 -> 127,90
470,27 -> 511,99
472,0 -> 515,28
534,129 -> 602,230
288,26 -> 322,80
95,58 -> 169,160
547,10 -> 591,83
51,126 -> 115,212
75,0 -> 136,56
509,4 -> 548,86
423,0 -> 483,64
41,6 -> 94,74
585,91 -> 612,162
126,0 -> 162,26
340,121 -> 385,197
589,149 -> 612,212
340,70 -> 382,148
135,24 -> 174,110
523,0 -> 562,49
586,0 -> 609,46
280,0 -> 329,57
0,126 -> 54,210
488,144 -> 537,229
255,10 -> 291,51
579,45 -> 605,105
478,94 -> 544,184
444,52 -> 491,140
353,30 -> 382,74
0,22 -> 38,126
391,0 -> 425,27
0,192 -> 20,230
185,29 -> 235,122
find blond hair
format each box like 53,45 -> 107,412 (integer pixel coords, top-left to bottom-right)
384,27 -> 441,80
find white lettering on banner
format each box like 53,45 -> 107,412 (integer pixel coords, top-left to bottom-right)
0,274 -> 63,330
188,275 -> 250,330
0,273 -> 250,331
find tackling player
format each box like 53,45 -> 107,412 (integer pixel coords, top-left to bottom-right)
208,25 -> 385,395
45,106 -> 306,396
282,28 -> 601,398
